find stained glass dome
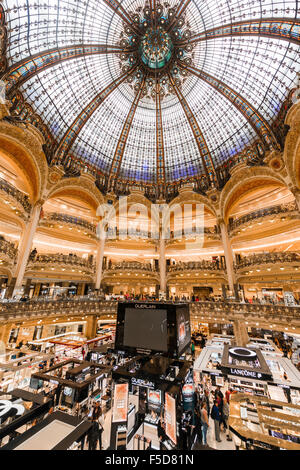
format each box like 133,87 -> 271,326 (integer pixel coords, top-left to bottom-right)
1,0 -> 300,190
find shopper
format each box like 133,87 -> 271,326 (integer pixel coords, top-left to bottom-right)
222,398 -> 232,440
211,400 -> 222,442
204,388 -> 211,417
157,416 -> 166,450
225,388 -> 232,404
191,341 -> 195,359
181,412 -> 192,450
193,407 -> 202,446
87,418 -> 102,450
200,401 -> 209,446
215,385 -> 224,400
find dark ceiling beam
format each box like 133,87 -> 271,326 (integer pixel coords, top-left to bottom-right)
3,44 -> 135,94
54,66 -> 137,164
155,81 -> 166,184
178,61 -> 279,150
108,77 -> 146,186
167,72 -> 216,180
176,18 -> 300,46
167,0 -> 192,32
103,0 -> 141,36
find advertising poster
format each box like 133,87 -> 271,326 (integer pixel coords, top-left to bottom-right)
148,390 -> 161,411
182,383 -> 195,411
165,393 -> 177,445
112,383 -> 128,423
176,308 -> 191,356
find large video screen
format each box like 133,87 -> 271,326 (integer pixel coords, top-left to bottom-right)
176,307 -> 191,356
123,308 -> 168,352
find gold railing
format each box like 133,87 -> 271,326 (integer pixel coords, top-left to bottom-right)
235,252 -> 300,270
0,176 -> 32,213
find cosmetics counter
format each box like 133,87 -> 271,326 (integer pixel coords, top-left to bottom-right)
31,359 -> 113,416
110,354 -> 192,450
1,411 -> 92,450
194,342 -> 300,403
0,348 -> 54,393
0,388 -> 51,447
229,393 -> 300,450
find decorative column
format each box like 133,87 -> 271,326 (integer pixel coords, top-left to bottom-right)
291,187 -> 300,212
85,315 -> 97,340
77,283 -> 85,296
233,320 -> 250,347
95,232 -> 106,290
0,323 -> 12,347
13,201 -> 43,295
219,219 -> 235,293
23,278 -> 32,296
159,235 -> 166,295
33,283 -> 41,298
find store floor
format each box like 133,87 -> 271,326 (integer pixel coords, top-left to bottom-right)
102,408 -> 112,450
205,417 -> 235,450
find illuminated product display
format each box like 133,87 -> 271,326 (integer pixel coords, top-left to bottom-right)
148,390 -> 162,411
177,308 -> 191,357
115,302 -> 190,357
165,393 -> 177,445
112,383 -> 128,423
229,348 -> 257,360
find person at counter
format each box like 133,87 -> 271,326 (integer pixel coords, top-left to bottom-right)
193,407 -> 202,446
180,411 -> 193,450
203,389 -> 211,417
157,416 -> 166,450
87,416 -> 102,450
200,401 -> 209,446
222,398 -> 232,440
211,400 -> 222,443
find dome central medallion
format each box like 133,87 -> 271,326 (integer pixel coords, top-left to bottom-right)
140,27 -> 173,70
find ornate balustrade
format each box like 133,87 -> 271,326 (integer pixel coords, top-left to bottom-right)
106,228 -> 159,240
168,261 -> 224,272
0,176 -> 32,214
167,227 -> 220,244
106,261 -> 156,272
0,239 -> 18,267
26,253 -> 96,274
0,300 -> 299,329
0,299 -> 117,324
235,252 -> 300,270
189,301 -> 300,327
40,212 -> 97,235
229,202 -> 298,234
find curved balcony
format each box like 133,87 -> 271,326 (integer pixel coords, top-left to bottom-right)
229,202 -> 299,236
235,252 -> 300,271
40,212 -> 97,237
0,300 -> 299,332
0,239 -> 18,270
106,228 -> 159,240
106,261 -> 156,272
167,227 -> 220,244
0,176 -> 32,214
26,253 -> 96,278
103,261 -> 159,282
168,260 -> 224,273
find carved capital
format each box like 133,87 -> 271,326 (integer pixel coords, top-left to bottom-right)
229,161 -> 247,176
264,150 -> 285,172
0,102 -> 11,120
47,165 -> 65,186
206,188 -> 220,205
